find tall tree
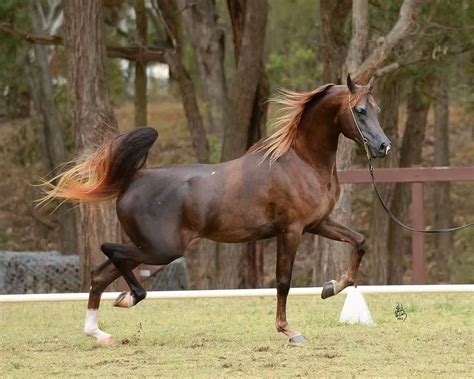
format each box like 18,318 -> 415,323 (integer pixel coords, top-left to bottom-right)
366,73 -> 401,283
63,0 -> 120,290
168,0 -> 269,289
156,0 -> 210,164
220,0 -> 268,161
315,0 -> 419,285
386,78 -> 430,284
320,0 -> 351,84
27,0 -> 76,254
177,0 -> 227,135
432,77 -> 452,277
215,0 -> 269,289
134,0 -> 148,128
314,0 -> 366,285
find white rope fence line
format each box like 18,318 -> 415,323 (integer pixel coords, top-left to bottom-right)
1,284 -> 473,303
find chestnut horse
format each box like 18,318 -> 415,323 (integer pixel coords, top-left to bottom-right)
42,75 -> 390,345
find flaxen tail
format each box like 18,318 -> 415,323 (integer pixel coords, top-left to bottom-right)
38,127 -> 158,205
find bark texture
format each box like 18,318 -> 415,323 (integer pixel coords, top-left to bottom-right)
214,0 -> 269,289
0,20 -> 167,63
433,78 -> 452,276
366,74 -> 401,283
353,0 -> 420,82
158,0 -> 210,163
320,0 -> 351,84
29,0 -> 76,255
344,0 -> 369,76
314,0 -> 359,286
220,0 -> 268,162
134,0 -> 148,128
315,0 -> 420,286
386,79 -> 430,284
177,0 -> 227,135
63,0 -> 120,290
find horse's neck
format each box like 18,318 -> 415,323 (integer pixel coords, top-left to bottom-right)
294,99 -> 340,172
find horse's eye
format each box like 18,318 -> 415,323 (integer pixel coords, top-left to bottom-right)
355,107 -> 366,115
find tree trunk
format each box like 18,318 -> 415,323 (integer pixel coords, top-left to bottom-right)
344,0 -> 368,76
386,79 -> 430,284
314,0 -> 355,286
433,78 -> 452,279
158,0 -> 210,163
30,1 -> 76,255
134,0 -> 147,128
220,0 -> 268,162
366,73 -> 401,283
177,0 -> 227,135
315,0 -> 420,286
63,0 -> 120,290
320,0 -> 352,84
214,0 -> 268,289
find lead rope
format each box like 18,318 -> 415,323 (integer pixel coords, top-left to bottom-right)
348,94 -> 474,234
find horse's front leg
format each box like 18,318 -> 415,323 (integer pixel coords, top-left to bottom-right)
275,228 -> 305,344
309,217 -> 367,299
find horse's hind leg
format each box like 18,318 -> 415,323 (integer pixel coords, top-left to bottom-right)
100,243 -> 149,308
310,217 -> 366,299
85,258 -> 140,344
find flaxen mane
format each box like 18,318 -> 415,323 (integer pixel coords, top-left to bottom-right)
252,83 -> 372,164
252,84 -> 333,164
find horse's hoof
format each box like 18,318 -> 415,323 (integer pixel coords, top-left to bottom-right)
113,291 -> 134,308
97,336 -> 114,346
321,280 -> 337,299
289,334 -> 305,344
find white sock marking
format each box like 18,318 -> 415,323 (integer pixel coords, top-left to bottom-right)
84,309 -> 111,341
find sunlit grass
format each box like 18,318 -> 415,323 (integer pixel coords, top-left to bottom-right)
1,293 -> 473,377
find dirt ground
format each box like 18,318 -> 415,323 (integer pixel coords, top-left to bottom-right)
1,293 -> 473,377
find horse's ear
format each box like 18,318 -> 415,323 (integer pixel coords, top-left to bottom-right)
367,76 -> 375,91
347,74 -> 356,94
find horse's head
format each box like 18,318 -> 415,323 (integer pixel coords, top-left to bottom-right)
339,74 -> 391,158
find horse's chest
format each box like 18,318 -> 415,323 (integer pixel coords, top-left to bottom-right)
300,177 -> 339,224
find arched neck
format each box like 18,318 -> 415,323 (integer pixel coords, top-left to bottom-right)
293,90 -> 342,172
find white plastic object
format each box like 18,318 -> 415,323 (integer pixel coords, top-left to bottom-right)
339,286 -> 374,325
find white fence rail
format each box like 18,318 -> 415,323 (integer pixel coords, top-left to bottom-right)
1,284 -> 473,303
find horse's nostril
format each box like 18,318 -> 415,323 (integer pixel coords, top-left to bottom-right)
379,142 -> 391,156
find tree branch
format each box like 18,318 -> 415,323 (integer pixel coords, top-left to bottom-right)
0,21 -> 167,63
354,0 -> 420,83
345,0 -> 369,74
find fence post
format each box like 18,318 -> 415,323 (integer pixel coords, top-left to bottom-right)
411,182 -> 426,284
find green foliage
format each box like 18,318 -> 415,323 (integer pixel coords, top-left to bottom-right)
266,0 -> 322,90
3,120 -> 42,167
107,59 -> 130,106
0,1 -> 30,116
267,41 -> 323,91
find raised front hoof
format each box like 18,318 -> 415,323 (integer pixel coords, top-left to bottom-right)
113,291 -> 135,308
289,334 -> 305,345
321,280 -> 337,299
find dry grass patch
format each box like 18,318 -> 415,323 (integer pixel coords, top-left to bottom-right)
1,293 -> 473,377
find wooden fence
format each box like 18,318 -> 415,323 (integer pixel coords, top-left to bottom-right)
339,166 -> 474,284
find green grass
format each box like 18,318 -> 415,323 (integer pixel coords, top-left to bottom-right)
1,293 -> 473,377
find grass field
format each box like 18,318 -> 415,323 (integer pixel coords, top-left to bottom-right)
1,293 -> 473,377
